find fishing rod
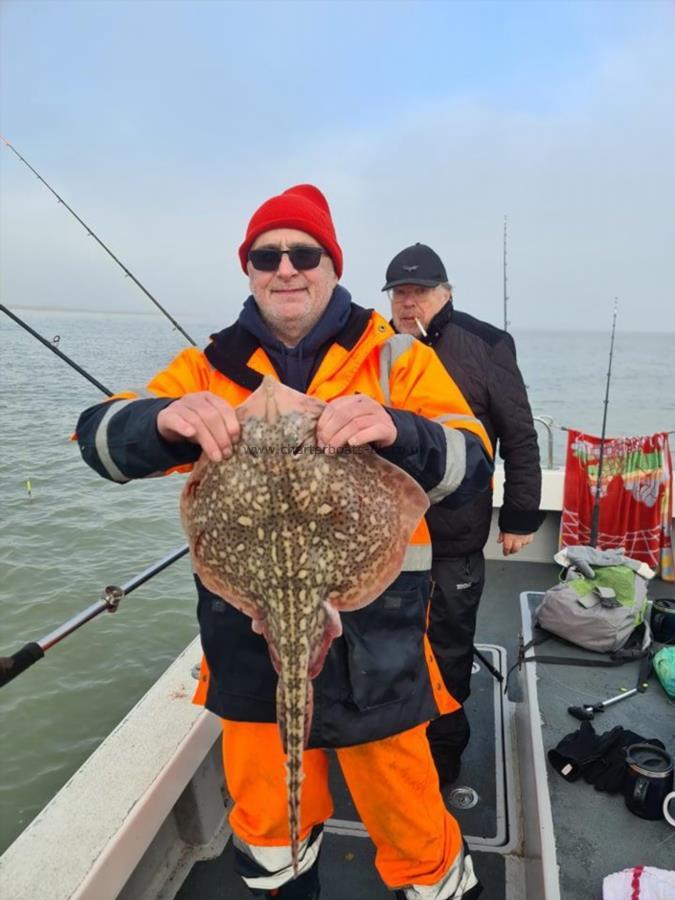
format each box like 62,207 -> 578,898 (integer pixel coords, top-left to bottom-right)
0,545 -> 190,687
589,299 -> 618,547
1,304 -> 113,396
0,306 -> 190,687
0,134 -> 197,346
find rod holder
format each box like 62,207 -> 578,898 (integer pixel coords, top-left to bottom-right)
103,585 -> 124,612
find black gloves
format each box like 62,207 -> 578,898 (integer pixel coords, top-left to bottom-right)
548,721 -> 623,782
548,721 -> 666,793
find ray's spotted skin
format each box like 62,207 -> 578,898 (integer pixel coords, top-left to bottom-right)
180,377 -> 429,874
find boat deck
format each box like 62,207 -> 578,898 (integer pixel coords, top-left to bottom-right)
519,590 -> 674,900
175,559 -> 674,900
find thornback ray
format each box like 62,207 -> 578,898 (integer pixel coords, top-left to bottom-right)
179,376 -> 429,875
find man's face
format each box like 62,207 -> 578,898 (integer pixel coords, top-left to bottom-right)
247,228 -> 338,347
389,284 -> 451,335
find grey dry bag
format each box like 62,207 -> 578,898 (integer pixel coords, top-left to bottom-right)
534,546 -> 654,654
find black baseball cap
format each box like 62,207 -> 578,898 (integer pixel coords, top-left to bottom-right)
382,243 -> 448,291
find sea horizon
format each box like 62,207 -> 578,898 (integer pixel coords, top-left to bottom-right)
6,304 -> 674,336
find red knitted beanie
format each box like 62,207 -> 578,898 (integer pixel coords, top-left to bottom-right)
238,184 -> 343,278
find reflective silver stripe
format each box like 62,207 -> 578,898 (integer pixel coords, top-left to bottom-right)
94,399 -> 135,483
379,333 -> 416,404
427,427 -> 466,504
401,543 -> 431,571
434,413 -> 482,427
378,337 -> 480,504
234,830 -> 323,890
403,845 -> 479,899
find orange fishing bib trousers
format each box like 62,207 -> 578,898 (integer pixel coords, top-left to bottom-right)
221,719 -> 464,893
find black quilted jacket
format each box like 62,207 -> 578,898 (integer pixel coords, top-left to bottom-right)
417,301 -> 544,556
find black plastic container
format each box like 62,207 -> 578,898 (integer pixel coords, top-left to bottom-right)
650,599 -> 675,644
624,743 -> 674,820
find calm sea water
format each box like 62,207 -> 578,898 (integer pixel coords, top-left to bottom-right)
1,309 -> 674,854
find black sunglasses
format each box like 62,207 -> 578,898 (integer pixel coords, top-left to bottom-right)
248,246 -> 327,272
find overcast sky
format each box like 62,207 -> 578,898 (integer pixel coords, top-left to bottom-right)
1,0 -> 673,333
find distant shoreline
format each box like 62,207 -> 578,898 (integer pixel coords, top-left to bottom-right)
8,305 -> 168,317
5,306 -> 673,335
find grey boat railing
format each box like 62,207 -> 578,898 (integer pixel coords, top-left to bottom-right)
533,416 -> 556,469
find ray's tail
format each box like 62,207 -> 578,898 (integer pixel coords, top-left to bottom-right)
277,645 -> 312,877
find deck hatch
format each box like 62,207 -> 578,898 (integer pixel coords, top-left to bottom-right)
326,644 -> 517,853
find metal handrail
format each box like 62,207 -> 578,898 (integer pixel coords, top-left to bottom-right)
533,415 -> 555,469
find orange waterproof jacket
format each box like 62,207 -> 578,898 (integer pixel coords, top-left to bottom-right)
76,303 -> 492,746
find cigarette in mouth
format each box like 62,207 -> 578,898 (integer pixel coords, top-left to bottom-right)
414,318 -> 428,337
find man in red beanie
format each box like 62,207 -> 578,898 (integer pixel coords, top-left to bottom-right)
76,185 -> 493,900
